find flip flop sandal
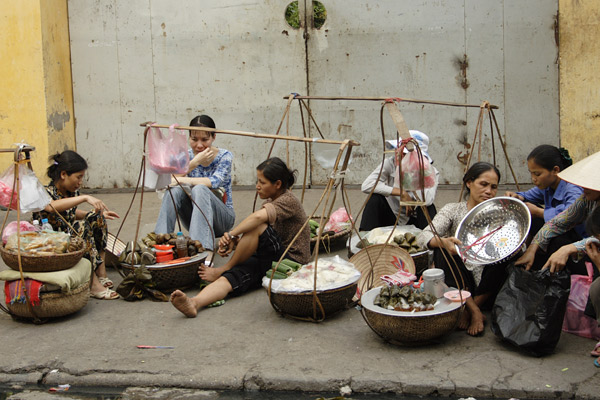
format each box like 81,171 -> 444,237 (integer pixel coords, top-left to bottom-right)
591,341 -> 600,357
594,358 -> 600,368
90,288 -> 120,300
99,277 -> 114,289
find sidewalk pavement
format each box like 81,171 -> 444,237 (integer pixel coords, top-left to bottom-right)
0,186 -> 599,399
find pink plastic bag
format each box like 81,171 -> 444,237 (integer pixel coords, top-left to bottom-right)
562,262 -> 600,340
2,221 -> 37,244
324,207 -> 352,233
147,124 -> 190,174
395,148 -> 436,192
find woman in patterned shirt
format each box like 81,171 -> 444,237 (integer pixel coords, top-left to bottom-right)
155,115 -> 235,252
34,150 -> 120,299
417,162 -> 505,336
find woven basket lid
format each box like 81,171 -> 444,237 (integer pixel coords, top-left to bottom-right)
349,244 -> 415,298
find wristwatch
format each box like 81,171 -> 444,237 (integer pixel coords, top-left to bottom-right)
229,232 -> 240,240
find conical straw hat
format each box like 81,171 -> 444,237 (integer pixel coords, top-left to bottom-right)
558,151 -> 600,191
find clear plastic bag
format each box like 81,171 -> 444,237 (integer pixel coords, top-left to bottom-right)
0,163 -> 51,213
395,149 -> 437,192
5,231 -> 71,254
147,124 -> 190,174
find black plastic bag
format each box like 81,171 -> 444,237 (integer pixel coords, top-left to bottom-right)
491,264 -> 570,356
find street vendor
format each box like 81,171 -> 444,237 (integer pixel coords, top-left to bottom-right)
154,115 -> 235,253
416,162 -> 507,336
33,150 -> 121,300
505,144 -> 582,241
359,130 -> 439,231
515,150 -> 600,275
170,157 -> 311,318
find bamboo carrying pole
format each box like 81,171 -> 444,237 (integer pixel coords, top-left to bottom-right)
282,95 -> 499,109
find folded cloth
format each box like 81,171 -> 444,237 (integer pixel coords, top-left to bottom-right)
0,258 -> 91,292
4,279 -> 43,305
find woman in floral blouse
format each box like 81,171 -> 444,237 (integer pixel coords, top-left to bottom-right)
34,150 -> 120,299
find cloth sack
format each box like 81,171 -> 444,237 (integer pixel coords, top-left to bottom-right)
491,264 -> 570,356
562,262 -> 600,340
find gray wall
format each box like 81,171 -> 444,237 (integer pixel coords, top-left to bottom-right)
68,0 -> 559,188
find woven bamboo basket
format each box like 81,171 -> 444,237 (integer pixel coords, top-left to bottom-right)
349,244 -> 415,299
6,280 -> 90,319
361,303 -> 461,345
269,281 -> 358,321
310,229 -> 351,253
121,254 -> 207,292
105,232 -> 126,268
0,236 -> 86,273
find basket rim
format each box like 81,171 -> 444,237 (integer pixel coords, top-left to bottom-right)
0,236 -> 86,259
360,286 -> 461,318
120,252 -> 207,270
268,280 -> 358,296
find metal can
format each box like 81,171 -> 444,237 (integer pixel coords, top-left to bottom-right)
422,268 -> 446,298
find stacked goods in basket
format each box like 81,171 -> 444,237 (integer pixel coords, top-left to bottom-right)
118,232 -> 205,265
373,284 -> 438,312
357,230 -> 424,254
265,258 -> 302,279
1,231 -> 86,272
264,256 -> 361,293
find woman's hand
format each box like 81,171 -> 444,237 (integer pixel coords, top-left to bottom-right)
505,191 -> 523,200
191,147 -> 216,168
85,195 -> 109,213
103,210 -> 120,220
542,244 -> 577,273
429,236 -> 462,256
515,243 -> 538,270
586,240 -> 600,272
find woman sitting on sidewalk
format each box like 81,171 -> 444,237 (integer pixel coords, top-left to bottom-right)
171,157 -> 311,318
155,115 -> 235,252
33,150 -> 121,299
417,162 -> 508,336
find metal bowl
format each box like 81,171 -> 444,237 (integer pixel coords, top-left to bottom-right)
454,197 -> 530,265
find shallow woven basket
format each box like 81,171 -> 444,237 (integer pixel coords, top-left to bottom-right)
121,256 -> 206,292
349,244 -> 415,299
362,305 -> 461,345
269,282 -> 358,321
6,280 -> 90,319
0,236 -> 86,273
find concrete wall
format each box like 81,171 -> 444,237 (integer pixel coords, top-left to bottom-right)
559,0 -> 600,162
67,0 -> 560,188
0,0 -> 75,180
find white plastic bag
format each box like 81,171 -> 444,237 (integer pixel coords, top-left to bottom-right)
0,163 -> 51,213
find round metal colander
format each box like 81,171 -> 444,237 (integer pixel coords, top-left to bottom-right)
454,197 -> 531,265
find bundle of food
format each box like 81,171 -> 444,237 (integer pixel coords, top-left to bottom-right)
309,219 -> 332,239
373,284 -> 438,312
265,258 -> 302,279
4,231 -> 75,255
118,232 -> 204,265
356,230 -> 425,254
264,256 -> 361,293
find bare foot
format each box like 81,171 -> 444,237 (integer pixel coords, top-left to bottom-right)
170,290 -> 198,318
457,308 -> 470,330
467,310 -> 485,336
198,265 -> 226,282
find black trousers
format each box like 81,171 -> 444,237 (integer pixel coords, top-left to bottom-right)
359,193 -> 437,231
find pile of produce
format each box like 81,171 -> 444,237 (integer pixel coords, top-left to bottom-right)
118,232 -> 204,265
309,219 -> 334,239
373,284 -> 438,312
357,231 -> 425,254
4,231 -> 78,255
265,258 -> 302,279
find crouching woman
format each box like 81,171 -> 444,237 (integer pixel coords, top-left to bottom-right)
171,157 -> 311,317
